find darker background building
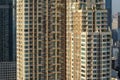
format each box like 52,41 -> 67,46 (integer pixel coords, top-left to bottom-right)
105,0 -> 112,30
118,12 -> 120,28
0,0 -> 16,80
0,0 -> 16,61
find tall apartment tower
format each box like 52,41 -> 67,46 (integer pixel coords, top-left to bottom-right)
69,0 -> 111,80
0,0 -> 16,61
17,0 -> 66,80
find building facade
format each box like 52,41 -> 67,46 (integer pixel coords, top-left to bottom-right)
112,13 -> 120,43
71,0 -> 111,80
17,0 -> 66,80
66,0 -> 78,80
0,62 -> 16,80
0,0 -> 16,80
112,15 -> 118,30
105,0 -> 112,30
112,14 -> 118,44
17,0 -> 111,80
0,0 -> 16,61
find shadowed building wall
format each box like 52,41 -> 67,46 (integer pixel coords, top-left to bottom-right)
0,0 -> 16,61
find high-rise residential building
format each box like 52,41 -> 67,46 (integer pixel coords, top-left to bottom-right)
67,0 -> 111,80
105,0 -> 112,30
17,0 -> 112,80
0,0 -> 16,61
17,0 -> 66,80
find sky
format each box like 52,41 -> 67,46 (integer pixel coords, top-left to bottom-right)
112,0 -> 120,14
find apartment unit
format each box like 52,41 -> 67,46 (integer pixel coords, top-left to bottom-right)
17,0 -> 66,80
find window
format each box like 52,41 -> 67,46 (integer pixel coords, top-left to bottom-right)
88,12 -> 92,15
39,41 -> 41,48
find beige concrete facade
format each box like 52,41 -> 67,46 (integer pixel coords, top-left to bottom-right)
17,0 -> 112,80
17,0 -> 66,80
66,0 -> 112,80
66,1 -> 78,80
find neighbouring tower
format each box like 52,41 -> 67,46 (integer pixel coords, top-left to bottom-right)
0,0 -> 16,80
71,0 -> 111,79
0,0 -> 16,61
17,0 -> 66,80
105,0 -> 112,30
